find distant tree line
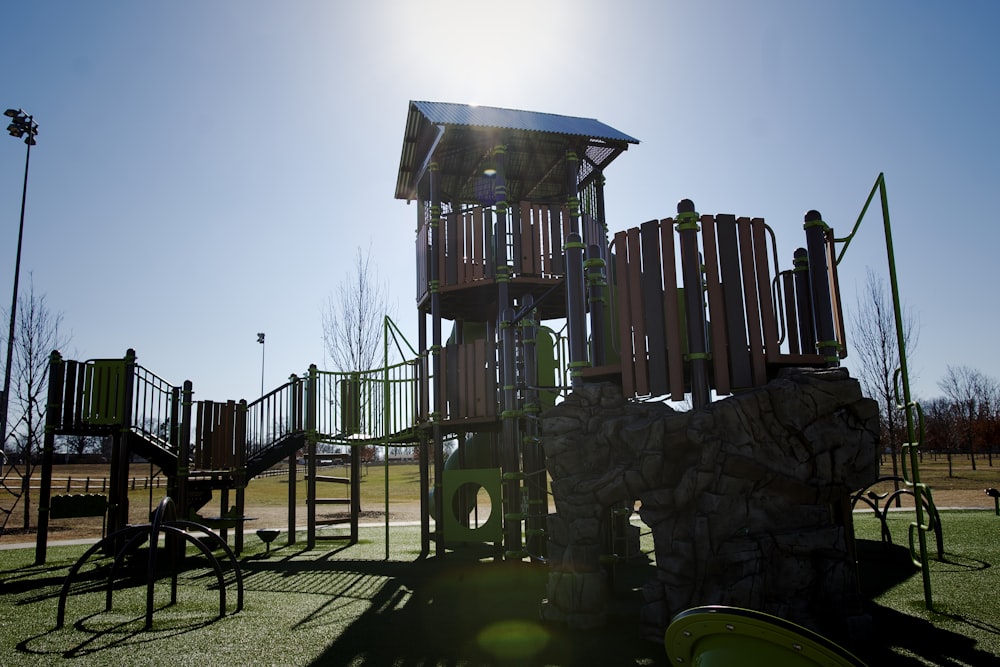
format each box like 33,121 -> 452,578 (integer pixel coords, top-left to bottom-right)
921,366 -> 1000,472
851,270 -> 998,477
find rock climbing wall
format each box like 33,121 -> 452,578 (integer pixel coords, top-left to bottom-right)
540,368 -> 879,641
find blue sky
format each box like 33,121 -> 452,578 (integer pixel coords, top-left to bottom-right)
1,0 -> 997,404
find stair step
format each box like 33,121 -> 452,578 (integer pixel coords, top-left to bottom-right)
316,517 -> 354,526
315,498 -> 351,505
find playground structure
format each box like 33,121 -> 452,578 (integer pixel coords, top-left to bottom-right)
33,349 -> 421,563
397,101 -> 851,561
29,102 -> 933,628
27,101 -> 840,565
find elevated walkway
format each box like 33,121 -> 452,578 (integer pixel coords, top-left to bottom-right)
34,349 -> 423,563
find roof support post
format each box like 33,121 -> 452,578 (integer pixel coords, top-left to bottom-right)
428,162 -> 445,558
565,151 -> 589,387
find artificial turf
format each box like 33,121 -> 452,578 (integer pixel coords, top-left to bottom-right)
1,511 -> 999,666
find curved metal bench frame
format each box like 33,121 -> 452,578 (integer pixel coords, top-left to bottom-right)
851,475 -> 944,558
56,497 -> 244,630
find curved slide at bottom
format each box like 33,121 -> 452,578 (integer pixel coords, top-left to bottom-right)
664,606 -> 867,667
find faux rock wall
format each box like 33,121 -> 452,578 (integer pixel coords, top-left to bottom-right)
539,368 -> 879,641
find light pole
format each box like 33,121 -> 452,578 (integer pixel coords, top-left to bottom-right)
257,332 -> 265,396
0,109 -> 38,453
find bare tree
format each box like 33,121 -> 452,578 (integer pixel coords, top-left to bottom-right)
922,397 -> 959,475
2,278 -> 70,529
321,244 -> 396,373
60,433 -> 105,458
849,268 -> 919,481
938,365 -> 1000,472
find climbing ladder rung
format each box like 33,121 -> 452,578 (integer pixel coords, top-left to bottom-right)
315,498 -> 352,505
316,517 -> 354,526
314,475 -> 350,484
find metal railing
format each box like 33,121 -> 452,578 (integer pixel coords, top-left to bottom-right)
245,376 -> 304,462
130,363 -> 180,455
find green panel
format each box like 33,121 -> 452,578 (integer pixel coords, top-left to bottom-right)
81,360 -> 127,425
49,494 -> 108,519
339,377 -> 361,435
442,468 -> 502,544
536,327 -> 559,410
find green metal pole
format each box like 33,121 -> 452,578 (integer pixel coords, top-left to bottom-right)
383,317 -> 390,560
836,173 -> 933,609
876,175 -> 933,607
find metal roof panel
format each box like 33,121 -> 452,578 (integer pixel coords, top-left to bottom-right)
410,100 -> 640,144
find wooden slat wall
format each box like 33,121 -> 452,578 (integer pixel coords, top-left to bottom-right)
826,231 -> 848,358
610,212 -> 848,400
446,344 -> 459,418
421,203 -> 579,289
509,204 -> 522,275
192,400 -> 239,471
516,203 -> 569,277
194,401 -> 207,469
781,271 -> 802,354
751,218 -> 781,362
445,212 -> 459,286
472,207 -> 486,280
551,207 -> 568,275
659,219 -> 685,400
442,340 -> 496,420
520,202 -> 538,275
736,217 -> 768,387
715,215 -> 752,390
700,215 -> 731,396
415,222 -> 429,303
626,227 -> 649,395
640,220 -> 667,397
613,229 -> 636,397
62,360 -> 78,427
582,212 -> 607,260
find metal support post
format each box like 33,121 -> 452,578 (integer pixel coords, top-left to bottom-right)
676,200 -> 710,409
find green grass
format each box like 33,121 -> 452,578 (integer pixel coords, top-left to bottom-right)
239,461 -> 426,508
851,510 -> 1000,665
3,510 -> 1000,666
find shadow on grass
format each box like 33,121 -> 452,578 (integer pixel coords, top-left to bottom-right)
853,538 -> 1000,666
17,608 -> 219,660
238,551 -> 670,666
311,559 -> 668,666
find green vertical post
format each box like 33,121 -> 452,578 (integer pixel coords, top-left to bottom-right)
306,364 -> 318,550
836,172 -> 933,609
676,200 -> 710,409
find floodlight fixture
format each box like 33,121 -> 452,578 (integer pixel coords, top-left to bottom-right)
4,109 -> 38,145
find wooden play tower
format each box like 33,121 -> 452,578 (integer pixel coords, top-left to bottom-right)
396,101 -> 638,557
396,101 -> 847,560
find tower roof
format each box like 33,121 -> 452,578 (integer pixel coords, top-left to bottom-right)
395,101 -> 638,204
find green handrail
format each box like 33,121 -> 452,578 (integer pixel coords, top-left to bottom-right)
833,172 -> 934,609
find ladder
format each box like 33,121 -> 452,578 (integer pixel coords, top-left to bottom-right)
306,447 -> 360,547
